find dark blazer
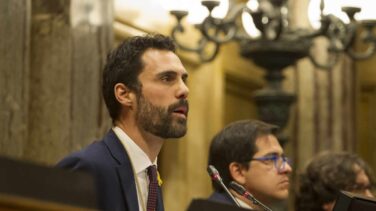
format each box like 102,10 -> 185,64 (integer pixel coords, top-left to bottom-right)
57,130 -> 164,211
208,192 -> 260,211
208,191 -> 237,206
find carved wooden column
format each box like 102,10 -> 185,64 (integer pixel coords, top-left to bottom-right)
0,0 -> 113,164
289,0 -> 357,169
0,0 -> 31,158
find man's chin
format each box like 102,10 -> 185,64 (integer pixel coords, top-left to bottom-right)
162,123 -> 187,139
168,128 -> 187,139
262,189 -> 288,204
173,117 -> 187,128
274,190 -> 289,201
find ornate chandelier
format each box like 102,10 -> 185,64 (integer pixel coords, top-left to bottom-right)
169,0 -> 376,143
170,0 -> 376,67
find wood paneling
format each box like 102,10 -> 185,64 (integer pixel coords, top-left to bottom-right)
0,0 -> 113,165
0,0 -> 31,158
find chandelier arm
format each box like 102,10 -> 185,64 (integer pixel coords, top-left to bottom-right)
347,44 -> 376,60
304,16 -> 333,39
199,4 -> 246,44
342,23 -> 357,48
170,24 -> 206,52
295,15 -> 341,40
198,42 -> 221,62
299,28 -> 327,40
171,24 -> 220,62
345,24 -> 376,60
308,51 -> 339,70
200,19 -> 238,43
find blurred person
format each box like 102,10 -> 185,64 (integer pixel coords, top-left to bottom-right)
207,119 -> 292,210
295,151 -> 375,211
57,34 -> 189,211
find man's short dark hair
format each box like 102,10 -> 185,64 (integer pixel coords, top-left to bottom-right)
295,151 -> 375,211
102,34 -> 176,122
207,119 -> 278,192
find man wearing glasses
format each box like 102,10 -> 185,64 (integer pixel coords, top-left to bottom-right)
207,119 -> 292,210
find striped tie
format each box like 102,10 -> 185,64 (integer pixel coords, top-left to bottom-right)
147,165 -> 158,211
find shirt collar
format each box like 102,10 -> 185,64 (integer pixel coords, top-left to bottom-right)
112,126 -> 157,174
236,197 -> 254,210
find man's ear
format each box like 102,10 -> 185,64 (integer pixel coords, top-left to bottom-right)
114,83 -> 136,107
229,162 -> 247,185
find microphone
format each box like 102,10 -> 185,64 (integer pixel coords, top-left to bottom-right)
207,165 -> 241,207
229,181 -> 272,211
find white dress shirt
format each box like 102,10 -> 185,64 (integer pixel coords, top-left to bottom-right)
113,126 -> 157,211
236,197 -> 254,210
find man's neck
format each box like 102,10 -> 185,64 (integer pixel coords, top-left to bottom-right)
115,119 -> 164,162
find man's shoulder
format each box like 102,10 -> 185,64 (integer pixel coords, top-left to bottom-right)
208,191 -> 234,205
56,141 -> 105,170
56,130 -> 121,170
67,140 -> 105,159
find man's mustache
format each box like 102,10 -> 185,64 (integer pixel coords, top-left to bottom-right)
168,99 -> 189,113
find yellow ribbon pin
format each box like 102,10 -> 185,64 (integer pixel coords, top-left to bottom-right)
157,171 -> 163,186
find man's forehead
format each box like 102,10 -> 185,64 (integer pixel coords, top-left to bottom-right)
141,49 -> 187,74
254,134 -> 283,155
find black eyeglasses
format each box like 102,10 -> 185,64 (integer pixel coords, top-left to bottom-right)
251,154 -> 291,173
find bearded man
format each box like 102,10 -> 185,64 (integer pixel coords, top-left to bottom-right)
57,34 -> 189,211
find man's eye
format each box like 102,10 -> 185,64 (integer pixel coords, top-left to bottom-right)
267,158 -> 276,162
265,155 -> 278,160
161,75 -> 173,82
182,75 -> 188,84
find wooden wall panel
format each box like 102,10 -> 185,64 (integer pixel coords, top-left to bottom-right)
70,26 -> 106,151
0,0 -> 31,158
0,0 -> 113,164
25,0 -> 73,163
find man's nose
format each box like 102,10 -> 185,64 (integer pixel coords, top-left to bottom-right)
177,79 -> 189,99
279,162 -> 293,174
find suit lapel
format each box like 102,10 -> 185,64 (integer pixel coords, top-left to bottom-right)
117,164 -> 139,211
104,130 -> 139,211
157,186 -> 165,211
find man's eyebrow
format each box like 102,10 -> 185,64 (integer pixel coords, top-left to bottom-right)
157,70 -> 177,75
156,70 -> 188,78
262,152 -> 284,157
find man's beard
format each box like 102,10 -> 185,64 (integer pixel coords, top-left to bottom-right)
135,94 -> 188,139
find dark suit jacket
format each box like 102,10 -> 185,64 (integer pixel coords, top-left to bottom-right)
208,191 -> 258,210
208,191 -> 237,206
57,129 -> 164,211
